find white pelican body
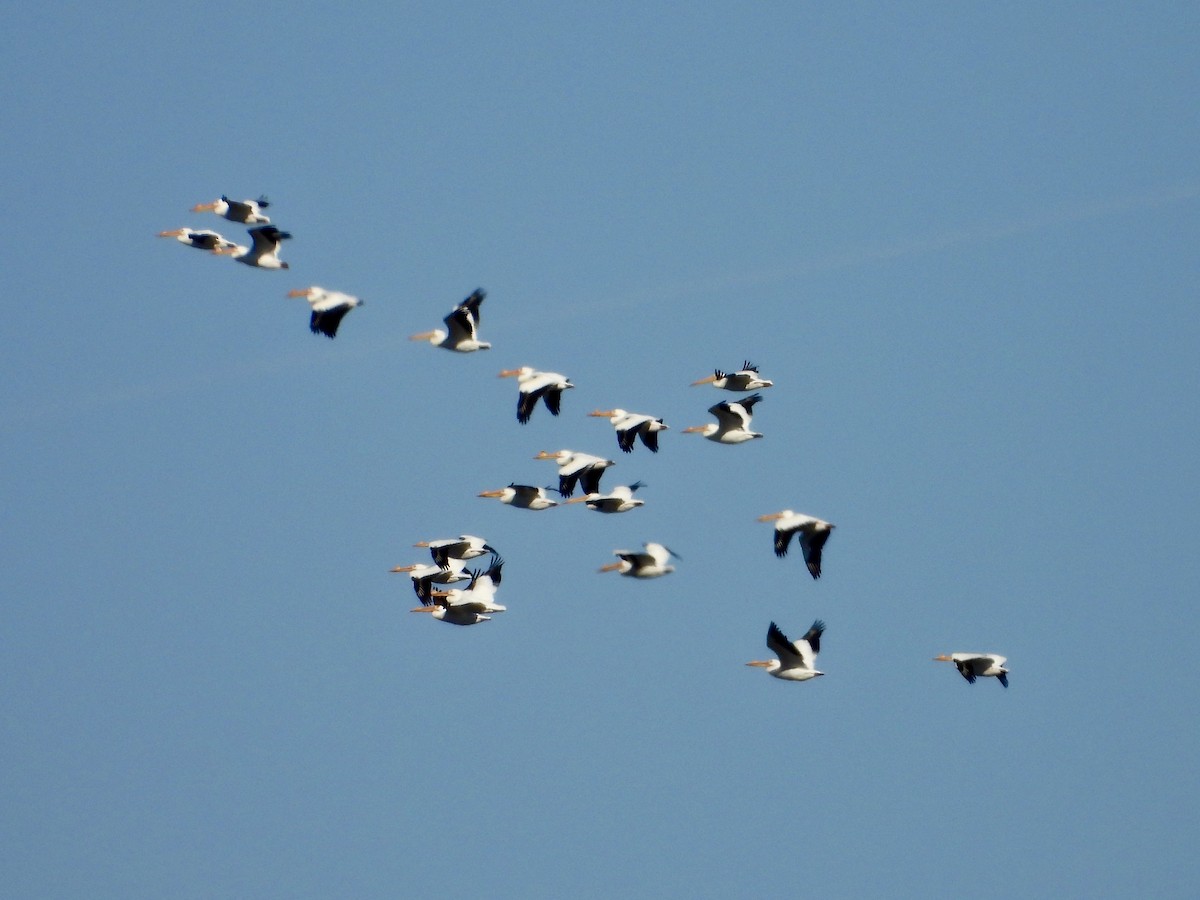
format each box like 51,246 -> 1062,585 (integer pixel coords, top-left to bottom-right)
691,361 -> 773,391
565,481 -> 645,513
499,367 -> 574,423
288,286 -> 363,338
192,195 -> 271,224
215,225 -> 292,269
935,653 -> 1009,688
390,557 -> 470,603
410,288 -> 489,352
758,510 -> 835,579
747,620 -> 825,681
158,227 -> 237,253
598,542 -> 679,578
413,556 -> 507,624
414,535 -> 496,567
683,394 -> 764,443
478,484 -> 559,510
589,409 -> 669,453
534,449 -> 614,498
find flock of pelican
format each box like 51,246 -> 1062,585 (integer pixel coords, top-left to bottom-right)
160,194 -> 1010,689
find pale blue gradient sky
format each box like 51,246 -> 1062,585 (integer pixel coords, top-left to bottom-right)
2,4 -> 1198,898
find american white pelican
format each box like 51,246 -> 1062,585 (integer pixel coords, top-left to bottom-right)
598,542 -> 679,578
934,653 -> 1009,688
410,288 -> 490,352
757,510 -> 835,579
478,484 -> 559,510
691,361 -> 773,391
412,556 -> 507,624
498,367 -> 574,423
214,225 -> 292,269
564,481 -> 645,513
588,409 -> 669,453
287,286 -> 363,338
682,394 -> 764,443
747,621 -> 825,681
390,558 -> 470,603
534,449 -> 614,497
414,535 -> 496,567
158,227 -> 237,253
192,195 -> 271,224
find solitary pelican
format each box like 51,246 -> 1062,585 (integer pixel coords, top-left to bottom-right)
597,542 -> 679,578
564,481 -> 646,513
498,367 -> 574,423
477,484 -> 559,510
214,225 -> 292,269
757,510 -> 835,579
410,288 -> 489,352
682,394 -> 764,443
746,621 -> 825,681
192,195 -> 271,224
287,286 -> 362,338
158,227 -> 237,252
934,653 -> 1009,688
588,409 -> 669,453
534,449 -> 614,498
691,362 -> 773,391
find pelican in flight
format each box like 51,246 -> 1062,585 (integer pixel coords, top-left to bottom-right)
682,394 -> 764,443
598,542 -> 679,578
758,510 -> 835,579
158,227 -> 237,253
214,225 -> 292,269
588,409 -> 669,453
390,558 -> 469,603
192,195 -> 271,224
934,653 -> 1009,688
414,535 -> 496,567
498,367 -> 574,423
747,621 -> 825,681
478,484 -> 559,510
564,481 -> 645,513
691,361 -> 773,391
410,288 -> 489,352
287,286 -> 362,338
534,449 -> 614,497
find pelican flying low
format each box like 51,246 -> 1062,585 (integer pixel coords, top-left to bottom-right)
758,510 -> 835,579
288,286 -> 363,338
478,484 -> 559,510
192,195 -> 271,224
214,225 -> 292,269
934,653 -> 1009,688
682,394 -> 764,443
158,227 -> 237,253
747,620 -> 826,681
498,367 -> 574,423
410,288 -> 489,352
691,361 -> 773,391
589,409 -> 669,453
414,535 -> 496,567
598,542 -> 679,578
535,449 -> 614,498
564,481 -> 646,513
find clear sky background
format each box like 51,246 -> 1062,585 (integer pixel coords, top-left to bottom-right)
3,3 -> 1198,898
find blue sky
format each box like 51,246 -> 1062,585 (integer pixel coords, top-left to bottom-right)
3,3 -> 1198,897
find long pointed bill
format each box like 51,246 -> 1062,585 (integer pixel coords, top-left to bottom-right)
410,606 -> 437,613
389,565 -> 418,573
691,374 -> 718,386
287,288 -> 311,298
497,368 -> 523,378
534,451 -> 557,460
191,202 -> 218,212
746,661 -> 773,667
681,426 -> 706,434
158,229 -> 184,238
563,496 -> 591,504
597,562 -> 623,573
409,331 -> 437,341
757,512 -> 785,522
588,410 -> 616,418
478,490 -> 505,498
